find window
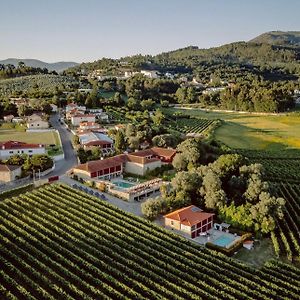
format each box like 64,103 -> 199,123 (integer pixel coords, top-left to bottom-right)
28,150 -> 32,153
171,221 -> 174,225
191,225 -> 196,231
9,151 -> 14,154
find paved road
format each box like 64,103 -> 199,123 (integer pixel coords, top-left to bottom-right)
47,113 -> 78,178
60,175 -> 143,216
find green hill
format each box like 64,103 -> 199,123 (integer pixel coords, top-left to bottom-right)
250,31 -> 300,47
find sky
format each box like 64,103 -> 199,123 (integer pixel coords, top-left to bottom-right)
1,0 -> 300,63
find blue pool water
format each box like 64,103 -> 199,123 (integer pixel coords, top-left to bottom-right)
113,181 -> 135,189
212,235 -> 236,248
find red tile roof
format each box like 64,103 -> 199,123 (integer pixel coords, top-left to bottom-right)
74,154 -> 127,173
72,114 -> 95,118
0,141 -> 44,150
84,140 -> 113,147
151,147 -> 176,159
164,205 -> 215,227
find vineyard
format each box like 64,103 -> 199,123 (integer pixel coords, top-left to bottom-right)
167,118 -> 218,136
271,182 -> 300,261
0,183 -> 300,300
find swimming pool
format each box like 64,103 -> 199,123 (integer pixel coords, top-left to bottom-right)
212,235 -> 236,248
113,181 -> 135,189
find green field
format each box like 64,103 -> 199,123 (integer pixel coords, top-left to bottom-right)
0,130 -> 60,146
164,108 -> 300,150
0,183 -> 299,299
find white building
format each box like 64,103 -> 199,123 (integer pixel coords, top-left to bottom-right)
66,103 -> 86,113
78,131 -> 114,154
141,70 -> 159,78
71,114 -> 96,126
50,104 -> 58,112
0,141 -> 46,159
79,121 -> 101,131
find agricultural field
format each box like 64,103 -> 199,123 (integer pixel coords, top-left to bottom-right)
166,118 -> 217,136
163,108 -> 300,151
0,183 -> 300,299
272,182 -> 300,261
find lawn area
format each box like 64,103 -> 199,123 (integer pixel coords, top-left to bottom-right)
0,130 -> 61,146
163,107 -> 300,150
233,238 -> 276,267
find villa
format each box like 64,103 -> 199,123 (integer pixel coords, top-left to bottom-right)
72,147 -> 176,179
164,205 -> 215,238
71,114 -> 96,126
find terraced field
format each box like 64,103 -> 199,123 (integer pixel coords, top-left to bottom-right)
0,183 -> 299,299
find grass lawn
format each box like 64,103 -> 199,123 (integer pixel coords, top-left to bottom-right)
163,107 -> 300,150
233,238 -> 276,267
0,130 -> 61,146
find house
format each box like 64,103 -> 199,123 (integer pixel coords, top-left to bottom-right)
72,147 -> 176,179
202,87 -> 226,95
73,154 -> 127,180
27,113 -> 44,122
141,70 -> 159,78
12,117 -> 23,123
79,122 -> 101,131
66,103 -> 86,113
3,115 -> 14,122
164,205 -> 215,238
0,141 -> 46,159
0,164 -> 22,183
78,131 -> 114,153
27,120 -> 49,129
71,114 -> 96,126
140,141 -> 150,150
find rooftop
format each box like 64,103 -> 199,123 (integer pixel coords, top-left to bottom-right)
0,164 -> 22,172
164,205 -> 215,227
0,141 -> 44,150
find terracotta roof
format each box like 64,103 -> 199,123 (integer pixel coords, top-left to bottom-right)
243,240 -> 254,245
151,147 -> 176,159
129,147 -> 176,160
0,141 -> 44,150
164,205 -> 214,227
0,164 -> 21,172
85,140 -> 113,147
74,154 -> 126,173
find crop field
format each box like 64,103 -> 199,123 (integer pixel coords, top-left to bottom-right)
167,118 -> 216,135
273,182 -> 300,260
0,183 -> 300,299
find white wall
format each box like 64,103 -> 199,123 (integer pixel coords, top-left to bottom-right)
0,147 -> 46,159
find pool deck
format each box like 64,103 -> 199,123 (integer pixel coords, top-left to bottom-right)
193,229 -> 239,247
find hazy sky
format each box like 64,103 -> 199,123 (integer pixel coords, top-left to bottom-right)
1,0 -> 300,63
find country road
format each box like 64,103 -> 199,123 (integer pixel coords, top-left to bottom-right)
46,113 -> 78,178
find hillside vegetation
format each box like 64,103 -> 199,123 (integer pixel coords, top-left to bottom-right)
0,74 -> 79,97
250,31 -> 300,47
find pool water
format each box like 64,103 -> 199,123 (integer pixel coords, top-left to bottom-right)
212,235 -> 236,248
113,181 -> 135,189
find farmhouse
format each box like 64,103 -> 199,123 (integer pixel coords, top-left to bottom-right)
72,147 -> 176,179
0,164 -> 22,183
0,141 -> 46,159
164,205 -> 215,238
71,114 -> 96,126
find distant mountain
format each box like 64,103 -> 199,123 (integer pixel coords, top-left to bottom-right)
0,58 -> 79,73
249,31 -> 300,47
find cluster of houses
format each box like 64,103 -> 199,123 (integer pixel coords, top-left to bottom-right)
4,113 -> 50,130
65,103 -> 108,126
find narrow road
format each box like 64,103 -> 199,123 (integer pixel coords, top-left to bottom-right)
47,113 -> 78,177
